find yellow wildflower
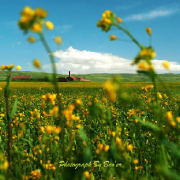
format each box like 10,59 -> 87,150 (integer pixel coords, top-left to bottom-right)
46,125 -> 55,134
33,59 -> 41,68
1,65 -> 6,71
127,144 -> 133,152
45,21 -> 54,30
104,10 -> 112,17
54,127 -> 61,134
138,61 -> 148,70
76,124 -> 81,129
116,17 -> 122,23
31,23 -> 43,33
16,65 -> 22,70
110,35 -> 117,41
35,8 -> 48,18
0,160 -> 9,169
162,60 -> 170,70
140,49 -> 156,59
104,145 -> 110,151
102,18 -> 111,24
27,36 -> 36,43
176,117 -> 180,123
104,80 -> 118,101
133,159 -> 139,164
166,111 -> 173,121
83,171 -> 91,178
146,27 -> 152,35
54,36 -> 62,45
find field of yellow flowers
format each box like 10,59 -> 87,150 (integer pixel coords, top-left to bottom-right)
1,6 -> 180,180
1,81 -> 180,180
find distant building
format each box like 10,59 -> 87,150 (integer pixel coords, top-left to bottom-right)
57,71 -> 90,82
57,77 -> 69,82
12,76 -> 32,80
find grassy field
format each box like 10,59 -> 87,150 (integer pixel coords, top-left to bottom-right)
1,81 -> 180,179
1,71 -> 180,82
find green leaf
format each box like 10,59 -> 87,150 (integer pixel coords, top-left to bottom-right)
10,98 -> 18,120
79,124 -> 87,141
159,139 -> 180,158
133,116 -> 161,133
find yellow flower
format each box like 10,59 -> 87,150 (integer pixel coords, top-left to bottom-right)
138,61 -> 148,70
31,23 -> 43,33
46,125 -> 54,134
133,159 -> 139,164
104,145 -> 110,151
102,18 -> 111,24
1,65 -> 6,71
104,80 -> 118,101
54,127 -> 61,134
83,171 -> 91,178
104,10 -> 112,17
54,36 -> 62,45
162,60 -> 170,70
116,17 -> 122,23
166,111 -> 173,121
0,160 -> 9,169
127,144 -> 133,152
22,6 -> 34,17
140,49 -> 156,59
146,27 -> 152,35
110,35 -> 117,41
76,124 -> 81,129
45,21 -> 54,30
16,65 -> 22,70
20,6 -> 35,23
35,8 -> 48,18
33,59 -> 41,68
27,36 -> 36,43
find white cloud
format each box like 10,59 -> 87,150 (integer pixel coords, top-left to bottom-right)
43,46 -> 180,74
124,6 -> 179,21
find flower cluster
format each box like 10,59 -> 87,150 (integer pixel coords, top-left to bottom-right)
42,93 -> 56,105
63,104 -> 80,126
97,10 -> 120,32
132,47 -> 156,70
1,64 -> 21,71
46,125 -> 61,134
30,169 -> 41,179
18,6 -> 53,33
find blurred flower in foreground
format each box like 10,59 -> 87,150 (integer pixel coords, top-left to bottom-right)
33,59 -> 41,69
18,6 -> 48,33
16,65 -> 22,70
162,60 -> 170,70
110,34 -> 117,41
27,36 -> 36,43
45,21 -> 54,30
54,36 -> 62,45
146,27 -> 152,35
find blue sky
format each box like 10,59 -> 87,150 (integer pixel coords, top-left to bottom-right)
1,0 -> 180,74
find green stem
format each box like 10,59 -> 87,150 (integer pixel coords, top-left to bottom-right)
4,73 -> 11,178
114,23 -> 143,49
39,33 -> 66,161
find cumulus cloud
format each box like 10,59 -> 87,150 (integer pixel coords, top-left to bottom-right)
124,5 -> 179,21
43,46 -> 180,74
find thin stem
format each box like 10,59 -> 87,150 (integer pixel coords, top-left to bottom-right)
4,74 -> 11,178
114,23 -> 143,49
39,32 -> 66,161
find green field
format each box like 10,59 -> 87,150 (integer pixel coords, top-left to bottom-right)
1,71 -> 180,82
1,81 -> 180,179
